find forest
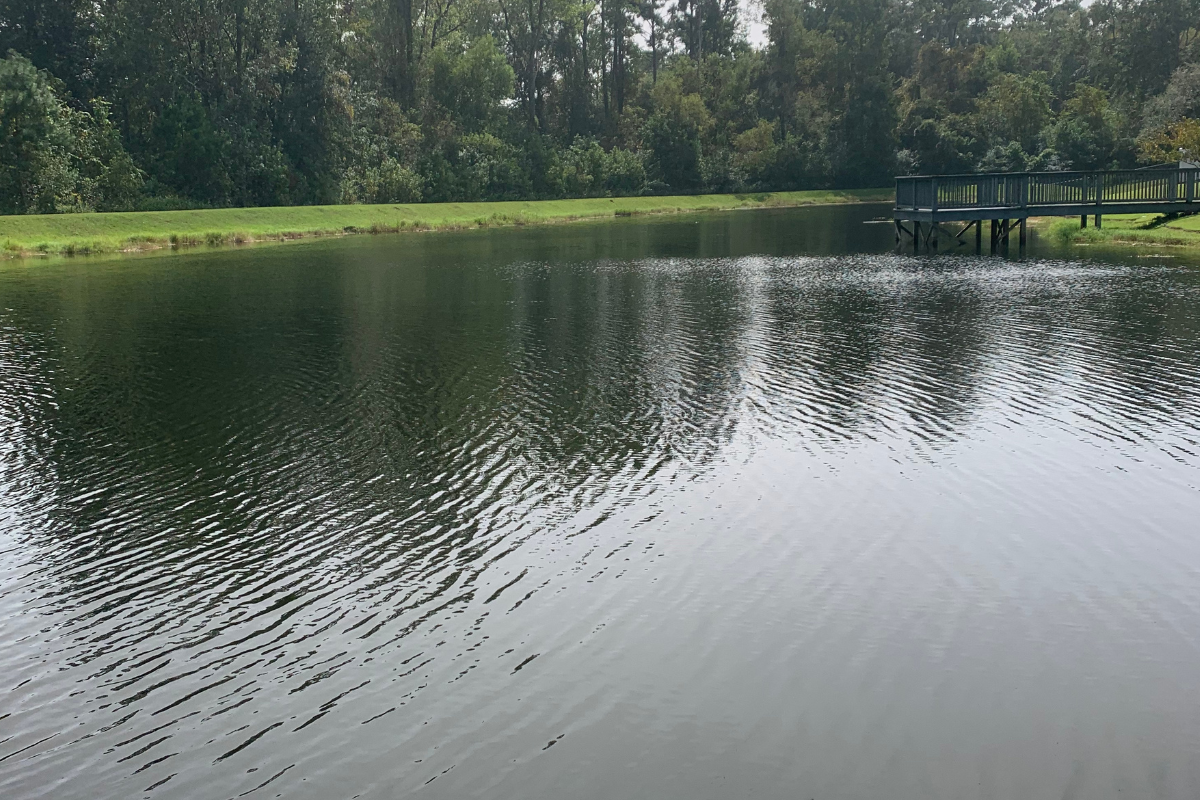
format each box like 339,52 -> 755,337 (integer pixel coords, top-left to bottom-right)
1,0 -> 1198,214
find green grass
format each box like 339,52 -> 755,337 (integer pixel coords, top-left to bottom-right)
0,189 -> 892,258
1039,211 -> 1200,249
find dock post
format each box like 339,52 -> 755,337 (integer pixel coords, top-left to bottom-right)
913,221 -> 920,253
1019,218 -> 1027,255
932,223 -> 939,251
990,219 -> 998,254
1081,214 -> 1087,229
975,219 -> 982,253
1095,215 -> 1102,229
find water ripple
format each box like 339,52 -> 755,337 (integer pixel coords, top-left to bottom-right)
2,228 -> 1200,798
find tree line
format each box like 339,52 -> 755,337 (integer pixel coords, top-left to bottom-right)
1,0 -> 1198,214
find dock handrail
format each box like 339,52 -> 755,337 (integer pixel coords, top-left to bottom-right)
895,169 -> 1200,213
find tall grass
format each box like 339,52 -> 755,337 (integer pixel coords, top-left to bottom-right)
1043,213 -> 1200,248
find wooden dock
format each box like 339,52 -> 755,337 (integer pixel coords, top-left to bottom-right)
893,168 -> 1200,253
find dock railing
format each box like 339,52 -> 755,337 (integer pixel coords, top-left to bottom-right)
895,168 -> 1200,215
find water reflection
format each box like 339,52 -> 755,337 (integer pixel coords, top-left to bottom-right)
2,208 -> 1200,799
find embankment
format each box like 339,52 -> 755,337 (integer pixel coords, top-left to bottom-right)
1037,212 -> 1200,250
0,190 -> 892,258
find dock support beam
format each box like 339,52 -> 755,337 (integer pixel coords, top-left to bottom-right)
892,216 -> 1024,256
1095,215 -> 1102,229
1081,215 -> 1087,229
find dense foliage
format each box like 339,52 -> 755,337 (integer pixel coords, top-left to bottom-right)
1,0 -> 1198,211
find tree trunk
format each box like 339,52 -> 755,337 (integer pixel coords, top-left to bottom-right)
600,0 -> 609,122
235,2 -> 245,85
650,11 -> 657,84
396,0 -> 414,106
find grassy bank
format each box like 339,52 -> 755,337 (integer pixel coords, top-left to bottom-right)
1038,211 -> 1200,250
0,189 -> 891,258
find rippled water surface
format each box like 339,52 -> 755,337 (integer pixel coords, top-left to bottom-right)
3,205 -> 1200,799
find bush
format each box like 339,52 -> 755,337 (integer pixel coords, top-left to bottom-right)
453,133 -> 530,200
555,138 -> 608,196
700,150 -> 743,193
342,157 -> 423,204
1048,217 -> 1106,245
732,120 -> 777,188
552,139 -> 647,198
340,96 -> 425,204
604,148 -> 646,195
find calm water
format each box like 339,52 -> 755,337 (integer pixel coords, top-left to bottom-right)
3,205 -> 1200,799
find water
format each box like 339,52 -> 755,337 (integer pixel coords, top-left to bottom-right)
2,205 -> 1200,799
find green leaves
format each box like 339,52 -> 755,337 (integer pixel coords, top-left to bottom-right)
428,36 -> 516,132
0,0 -> 1195,211
0,52 -> 143,213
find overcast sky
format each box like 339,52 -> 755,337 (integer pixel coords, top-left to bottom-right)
741,0 -> 768,47
635,0 -> 769,52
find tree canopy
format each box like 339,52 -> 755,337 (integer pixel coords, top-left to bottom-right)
1,0 -> 1198,212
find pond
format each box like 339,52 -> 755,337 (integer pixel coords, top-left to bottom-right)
2,204 -> 1200,799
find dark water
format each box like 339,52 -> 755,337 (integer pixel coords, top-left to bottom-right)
3,204 -> 1200,799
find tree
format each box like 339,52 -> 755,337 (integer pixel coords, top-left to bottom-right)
0,52 -> 142,213
642,72 -> 711,190
977,72 -> 1053,154
1138,118 -> 1200,164
1043,85 -> 1119,169
0,0 -> 95,99
0,50 -> 72,212
1,0 -> 1197,211
641,0 -> 664,84
428,36 -> 515,132
1143,64 -> 1200,133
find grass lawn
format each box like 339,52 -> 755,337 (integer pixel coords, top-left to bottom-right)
1037,211 -> 1200,249
0,189 -> 892,258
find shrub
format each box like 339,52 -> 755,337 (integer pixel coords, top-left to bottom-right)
605,148 -> 646,195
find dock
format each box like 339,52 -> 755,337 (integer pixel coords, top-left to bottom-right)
893,167 -> 1200,253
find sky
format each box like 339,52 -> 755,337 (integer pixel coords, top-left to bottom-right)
742,0 -> 769,47
634,0 -> 770,52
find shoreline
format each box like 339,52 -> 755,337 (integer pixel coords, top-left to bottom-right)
1032,213 -> 1200,251
0,190 -> 892,259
